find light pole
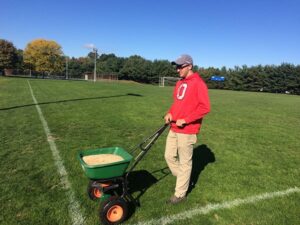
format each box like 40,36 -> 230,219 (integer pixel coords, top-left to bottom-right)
65,56 -> 69,80
93,48 -> 97,82
84,44 -> 98,82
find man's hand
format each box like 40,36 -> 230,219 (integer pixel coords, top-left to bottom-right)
176,119 -> 186,127
164,113 -> 172,124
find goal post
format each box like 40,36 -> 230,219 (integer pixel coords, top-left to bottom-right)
159,76 -> 181,87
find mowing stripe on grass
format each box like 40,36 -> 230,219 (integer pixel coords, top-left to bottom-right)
133,186 -> 300,225
28,81 -> 84,225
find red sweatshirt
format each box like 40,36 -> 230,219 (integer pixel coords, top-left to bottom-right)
168,72 -> 210,134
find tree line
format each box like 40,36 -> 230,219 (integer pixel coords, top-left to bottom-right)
1,38 -> 299,94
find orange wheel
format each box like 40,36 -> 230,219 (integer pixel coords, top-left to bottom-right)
87,181 -> 110,200
93,188 -> 102,198
106,205 -> 123,222
99,197 -> 128,225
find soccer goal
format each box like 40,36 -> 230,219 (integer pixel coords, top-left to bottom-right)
159,76 -> 181,87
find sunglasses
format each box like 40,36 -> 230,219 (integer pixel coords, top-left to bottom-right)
176,64 -> 190,70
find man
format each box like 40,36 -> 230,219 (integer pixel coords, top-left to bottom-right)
164,54 -> 210,204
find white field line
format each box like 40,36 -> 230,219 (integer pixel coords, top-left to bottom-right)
133,186 -> 300,225
27,81 -> 84,225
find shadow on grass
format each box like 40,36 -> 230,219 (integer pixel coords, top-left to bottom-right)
187,144 -> 215,195
127,167 -> 170,203
126,167 -> 170,217
0,93 -> 142,111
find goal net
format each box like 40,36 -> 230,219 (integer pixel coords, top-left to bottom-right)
84,73 -> 118,81
159,76 -> 181,87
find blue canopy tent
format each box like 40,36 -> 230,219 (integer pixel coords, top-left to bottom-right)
211,75 -> 225,82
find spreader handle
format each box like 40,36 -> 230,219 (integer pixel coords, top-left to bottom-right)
126,123 -> 169,176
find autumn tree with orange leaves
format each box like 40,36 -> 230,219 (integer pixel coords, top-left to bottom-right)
24,39 -> 64,75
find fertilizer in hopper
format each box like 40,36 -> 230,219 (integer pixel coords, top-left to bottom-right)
83,154 -> 124,166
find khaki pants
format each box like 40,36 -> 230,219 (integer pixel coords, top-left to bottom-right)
164,130 -> 197,197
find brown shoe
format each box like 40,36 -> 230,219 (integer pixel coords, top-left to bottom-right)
167,195 -> 186,204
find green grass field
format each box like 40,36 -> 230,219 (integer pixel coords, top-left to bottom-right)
0,77 -> 299,225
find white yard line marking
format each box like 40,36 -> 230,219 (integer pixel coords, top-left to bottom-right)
133,186 -> 300,225
28,81 -> 84,225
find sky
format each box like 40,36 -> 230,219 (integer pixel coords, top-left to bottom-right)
1,0 -> 299,68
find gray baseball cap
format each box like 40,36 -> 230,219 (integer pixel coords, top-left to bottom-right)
171,54 -> 193,65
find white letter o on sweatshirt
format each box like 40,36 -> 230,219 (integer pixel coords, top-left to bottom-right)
177,83 -> 187,100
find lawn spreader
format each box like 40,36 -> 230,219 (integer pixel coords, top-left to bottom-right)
78,123 -> 169,225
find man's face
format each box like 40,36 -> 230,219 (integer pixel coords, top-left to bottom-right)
176,64 -> 192,78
